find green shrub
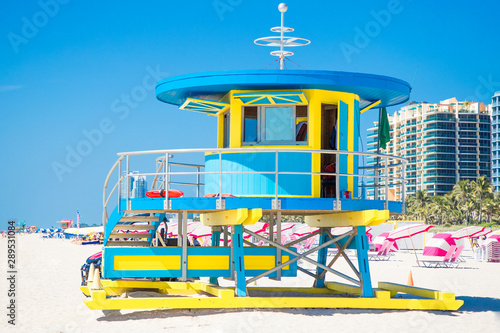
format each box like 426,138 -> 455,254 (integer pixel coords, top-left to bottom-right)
443,222 -> 452,228
479,222 -> 497,228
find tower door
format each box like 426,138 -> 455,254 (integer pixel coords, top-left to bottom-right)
321,104 -> 338,198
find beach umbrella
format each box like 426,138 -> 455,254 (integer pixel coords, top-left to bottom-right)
472,229 -> 493,238
292,225 -> 318,237
487,234 -> 500,241
331,227 -> 353,236
189,225 -> 213,238
451,226 -> 485,239
387,224 -> 434,266
387,225 -> 434,241
423,233 -> 456,257
372,232 -> 399,252
243,222 -> 269,239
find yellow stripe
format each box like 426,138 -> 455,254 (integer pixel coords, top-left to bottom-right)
360,100 -> 381,114
245,256 -> 290,270
188,255 -> 229,270
114,256 -> 181,270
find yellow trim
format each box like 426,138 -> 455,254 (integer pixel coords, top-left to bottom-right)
245,256 -> 291,270
305,210 -> 390,227
114,255 -> 181,271
180,97 -> 230,115
360,100 -> 381,114
188,255 -> 229,270
224,89 -> 362,198
85,280 -> 463,311
201,209 -> 248,226
243,209 -> 263,225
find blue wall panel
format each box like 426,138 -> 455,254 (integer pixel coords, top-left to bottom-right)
205,152 -> 312,196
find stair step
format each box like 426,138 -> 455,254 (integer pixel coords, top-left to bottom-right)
113,225 -> 155,231
120,216 -> 158,222
108,232 -> 151,238
106,241 -> 150,247
124,210 -> 166,214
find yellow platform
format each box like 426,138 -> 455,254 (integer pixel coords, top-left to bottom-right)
82,279 -> 463,311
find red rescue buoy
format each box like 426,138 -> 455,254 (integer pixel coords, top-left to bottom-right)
145,189 -> 184,198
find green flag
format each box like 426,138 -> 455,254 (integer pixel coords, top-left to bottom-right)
378,107 -> 390,150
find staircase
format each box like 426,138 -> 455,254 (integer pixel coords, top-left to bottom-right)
106,210 -> 164,247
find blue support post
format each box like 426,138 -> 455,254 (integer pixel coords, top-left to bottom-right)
355,226 -> 373,297
232,224 -> 247,297
314,230 -> 329,288
209,230 -> 221,285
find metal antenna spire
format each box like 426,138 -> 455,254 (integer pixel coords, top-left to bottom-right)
254,3 -> 310,70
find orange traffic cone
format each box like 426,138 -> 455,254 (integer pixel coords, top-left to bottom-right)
407,270 -> 414,286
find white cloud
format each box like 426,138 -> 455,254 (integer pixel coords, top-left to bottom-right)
0,85 -> 23,92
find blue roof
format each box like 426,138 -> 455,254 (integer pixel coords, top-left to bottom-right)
156,70 -> 411,110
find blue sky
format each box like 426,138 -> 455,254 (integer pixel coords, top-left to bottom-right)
1,0 -> 500,229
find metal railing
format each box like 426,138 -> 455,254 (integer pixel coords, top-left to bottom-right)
102,148 -> 408,225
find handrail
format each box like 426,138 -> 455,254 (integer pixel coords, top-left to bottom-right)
102,156 -> 125,225
103,148 -> 407,224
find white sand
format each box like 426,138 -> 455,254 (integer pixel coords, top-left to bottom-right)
1,234 -> 500,333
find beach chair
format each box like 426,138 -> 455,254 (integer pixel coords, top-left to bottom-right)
445,245 -> 464,268
420,245 -> 456,268
487,242 -> 500,262
368,240 -> 393,261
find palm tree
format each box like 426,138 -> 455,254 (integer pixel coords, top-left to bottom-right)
453,180 -> 474,225
431,195 -> 449,225
413,190 -> 432,222
473,175 -> 493,225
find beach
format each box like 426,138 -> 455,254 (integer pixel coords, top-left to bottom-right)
1,233 -> 500,333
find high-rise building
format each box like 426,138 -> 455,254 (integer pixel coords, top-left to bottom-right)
492,91 -> 500,192
367,98 -> 491,198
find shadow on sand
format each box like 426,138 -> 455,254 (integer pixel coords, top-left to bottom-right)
96,296 -> 500,321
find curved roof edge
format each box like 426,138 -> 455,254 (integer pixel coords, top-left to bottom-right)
156,69 -> 411,109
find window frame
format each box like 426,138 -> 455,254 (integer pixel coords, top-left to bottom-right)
242,104 -> 308,146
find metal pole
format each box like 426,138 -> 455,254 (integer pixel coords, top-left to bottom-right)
375,109 -> 382,200
181,210 -> 188,281
218,152 -> 222,197
276,210 -> 282,280
196,166 -> 200,197
126,155 -> 130,210
275,151 -> 279,201
118,159 -> 122,214
280,11 -> 284,70
165,154 -> 169,209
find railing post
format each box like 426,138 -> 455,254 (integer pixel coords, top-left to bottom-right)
335,152 -> 340,210
275,151 -> 279,201
118,159 -> 122,214
164,153 -> 170,209
126,155 -> 130,211
196,166 -> 200,197
218,151 -> 222,197
385,157 -> 389,210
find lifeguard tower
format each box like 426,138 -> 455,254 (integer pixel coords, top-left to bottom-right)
82,4 -> 462,311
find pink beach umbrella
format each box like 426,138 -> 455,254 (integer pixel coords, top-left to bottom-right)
423,233 -> 456,257
451,226 -> 485,239
387,225 -> 434,241
487,234 -> 500,241
243,222 -> 269,239
292,225 -> 318,237
387,224 -> 434,266
372,232 -> 399,252
472,229 -> 493,238
189,225 -> 213,238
